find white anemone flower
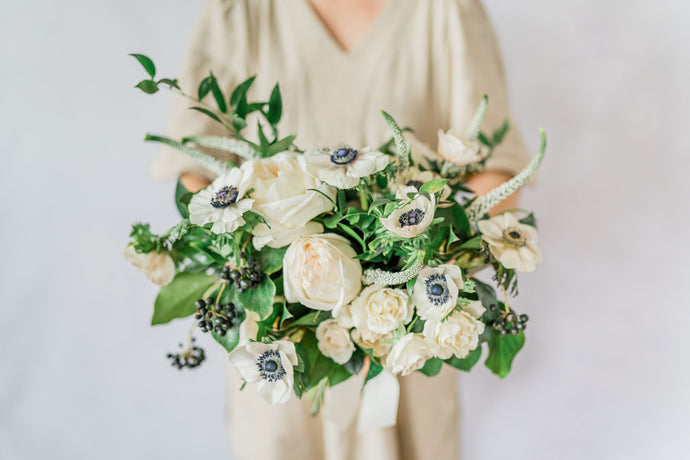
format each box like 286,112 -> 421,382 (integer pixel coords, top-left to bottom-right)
304,146 -> 389,189
188,168 -> 254,234
393,166 -> 452,202
380,186 -> 436,238
228,341 -> 298,405
477,213 -> 543,272
411,264 -> 464,321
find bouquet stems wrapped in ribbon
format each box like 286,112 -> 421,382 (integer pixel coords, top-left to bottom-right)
124,55 -> 546,430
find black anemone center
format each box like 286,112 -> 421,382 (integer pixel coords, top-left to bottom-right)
264,360 -> 278,372
430,283 -> 444,296
257,350 -> 286,382
330,147 -> 358,165
425,274 -> 450,306
399,208 -> 425,227
406,180 -> 424,189
509,231 -> 521,239
503,228 -> 527,247
211,186 -> 239,208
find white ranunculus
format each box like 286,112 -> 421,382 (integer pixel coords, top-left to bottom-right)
228,341 -> 298,405
351,327 -> 394,358
350,285 -> 413,334
379,186 -> 436,239
423,311 -> 485,360
404,132 -> 441,168
238,310 -> 260,346
122,246 -> 175,286
384,333 -> 434,376
412,264 -> 464,321
316,319 -> 355,364
283,233 -> 362,311
462,300 -> 486,320
241,153 -> 336,249
188,168 -> 254,234
477,212 -> 543,272
332,302 -> 356,329
437,130 -> 482,166
304,146 -> 389,189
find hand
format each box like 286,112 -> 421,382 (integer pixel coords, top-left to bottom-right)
180,172 -> 211,193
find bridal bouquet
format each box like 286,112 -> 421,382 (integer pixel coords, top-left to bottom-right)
125,55 -> 545,411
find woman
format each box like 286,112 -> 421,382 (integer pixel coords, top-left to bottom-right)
151,1 -> 530,459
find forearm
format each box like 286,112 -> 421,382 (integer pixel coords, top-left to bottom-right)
465,171 -> 519,216
180,172 -> 211,193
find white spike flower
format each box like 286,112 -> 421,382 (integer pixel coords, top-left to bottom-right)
228,341 -> 298,405
412,264 -> 464,321
380,186 -> 436,239
188,168 -> 254,234
477,212 -> 543,272
304,146 -> 389,189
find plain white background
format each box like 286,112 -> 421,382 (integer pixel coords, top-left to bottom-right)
1,0 -> 688,459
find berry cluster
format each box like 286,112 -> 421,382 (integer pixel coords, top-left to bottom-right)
167,338 -> 205,370
220,253 -> 263,293
489,305 -> 529,336
195,297 -> 240,336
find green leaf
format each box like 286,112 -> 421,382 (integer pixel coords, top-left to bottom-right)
210,76 -> 227,113
289,310 -> 329,328
152,272 -> 216,325
257,121 -> 270,154
418,357 -> 443,376
266,83 -> 282,126
492,119 -> 511,145
198,75 -> 214,100
174,178 -> 192,219
485,331 -> 525,378
259,246 -> 287,275
295,331 -> 335,390
237,276 -> 275,319
365,360 -> 383,384
436,202 -> 470,239
343,348 -> 365,375
446,346 -> 482,371
457,234 -> 482,250
519,213 -> 537,228
230,75 -> 256,109
135,80 -> 158,94
130,54 -> 156,78
474,279 -> 498,311
189,106 -> 222,123
211,315 -> 243,353
266,134 -> 297,156
419,178 -> 448,194
157,78 -> 179,89
327,364 -> 353,387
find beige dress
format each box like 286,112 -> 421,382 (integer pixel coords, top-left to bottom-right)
151,1 -> 530,459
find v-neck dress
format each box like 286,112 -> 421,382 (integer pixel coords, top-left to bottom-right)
151,2 -> 530,459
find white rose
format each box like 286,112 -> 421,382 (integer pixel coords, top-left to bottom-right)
228,341 -> 298,404
350,285 -> 413,334
283,233 -> 362,311
332,302 -> 356,329
423,311 -> 485,360
241,153 -> 336,249
122,246 -> 175,286
316,319 -> 355,364
411,264 -> 464,321
351,327 -> 394,358
437,130 -> 482,166
463,300 -> 486,319
304,146 -> 389,189
380,186 -> 436,239
477,212 -> 543,272
384,333 -> 434,376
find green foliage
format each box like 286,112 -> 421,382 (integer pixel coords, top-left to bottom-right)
130,54 -> 156,78
485,330 -> 525,378
259,246 -> 287,275
135,80 -> 158,94
418,357 -> 444,376
128,223 -> 160,254
294,331 -> 353,393
446,346 -> 482,371
174,178 -> 192,219
237,276 -> 276,319
266,83 -> 282,126
152,272 -> 216,325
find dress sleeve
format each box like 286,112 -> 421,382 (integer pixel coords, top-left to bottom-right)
149,0 -> 248,182
441,0 -> 531,175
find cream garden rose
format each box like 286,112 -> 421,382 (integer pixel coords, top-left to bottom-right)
350,285 -> 413,334
351,327 -> 394,358
315,319 -> 355,364
437,129 -> 482,166
477,212 -> 543,272
423,311 -> 485,360
283,233 -> 362,311
384,333 -> 434,376
122,246 -> 175,286
241,153 -> 336,249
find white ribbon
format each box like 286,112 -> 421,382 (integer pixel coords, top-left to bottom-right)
323,369 -> 400,434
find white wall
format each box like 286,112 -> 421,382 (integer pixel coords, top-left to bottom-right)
1,1 -> 688,459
